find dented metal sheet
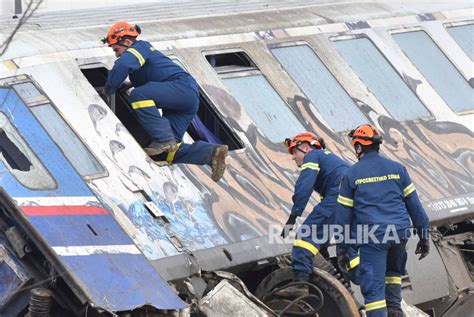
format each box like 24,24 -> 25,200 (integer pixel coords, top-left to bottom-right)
0,84 -> 185,311
0,244 -> 30,308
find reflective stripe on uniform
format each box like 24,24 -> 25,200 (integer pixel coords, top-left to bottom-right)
294,239 -> 319,255
385,276 -> 402,284
166,143 -> 182,165
131,99 -> 155,109
127,48 -> 145,66
301,162 -> 320,171
403,183 -> 416,197
337,195 -> 354,207
349,256 -> 360,269
365,299 -> 386,312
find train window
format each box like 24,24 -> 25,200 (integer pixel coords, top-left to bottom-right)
271,44 -> 367,132
206,51 -> 257,73
447,24 -> 474,60
207,50 -> 304,143
334,37 -> 431,121
393,30 -> 474,113
80,65 -> 243,150
0,109 -> 56,190
223,74 -> 304,143
171,59 -> 243,150
29,104 -> 106,178
13,82 -> 48,106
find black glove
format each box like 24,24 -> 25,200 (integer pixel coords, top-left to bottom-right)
337,253 -> 350,272
415,238 -> 430,260
280,215 -> 297,238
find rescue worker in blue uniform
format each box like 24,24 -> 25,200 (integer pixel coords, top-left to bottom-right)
277,131 -> 350,297
337,124 -> 430,317
102,22 -> 227,182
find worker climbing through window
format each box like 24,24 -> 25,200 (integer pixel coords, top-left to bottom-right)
277,131 -> 351,297
337,124 -> 430,317
102,21 -> 228,182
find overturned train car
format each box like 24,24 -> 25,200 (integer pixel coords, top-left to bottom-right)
0,1 -> 472,316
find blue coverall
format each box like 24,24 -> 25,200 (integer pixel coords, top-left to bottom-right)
291,149 -> 350,274
337,152 -> 429,317
105,40 -> 215,165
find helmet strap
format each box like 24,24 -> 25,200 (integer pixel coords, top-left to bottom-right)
354,143 -> 363,159
295,146 -> 307,155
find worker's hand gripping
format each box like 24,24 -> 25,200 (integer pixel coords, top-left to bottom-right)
280,215 -> 297,238
415,238 -> 430,260
337,253 -> 350,272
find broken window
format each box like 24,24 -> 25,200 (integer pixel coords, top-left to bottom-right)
81,64 -> 243,150
206,51 -> 257,73
334,37 -> 432,121
271,44 -> 367,132
393,30 -> 474,113
447,24 -> 474,61
207,50 -> 304,143
0,107 -> 56,190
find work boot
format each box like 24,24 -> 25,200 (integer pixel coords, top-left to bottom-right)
144,140 -> 178,156
211,145 -> 228,182
388,307 -> 404,317
274,271 -> 311,298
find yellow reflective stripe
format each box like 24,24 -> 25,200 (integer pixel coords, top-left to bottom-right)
385,276 -> 402,284
403,183 -> 416,197
127,48 -> 145,66
131,99 -> 155,109
349,256 -> 360,269
166,143 -> 181,165
294,240 -> 319,255
301,162 -> 320,171
337,195 -> 354,207
365,299 -> 386,312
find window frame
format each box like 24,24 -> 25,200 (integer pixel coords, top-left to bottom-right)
2,75 -> 108,181
203,48 -> 258,74
329,32 -> 435,121
0,97 -> 58,191
389,26 -> 474,116
443,20 -> 474,62
170,55 -> 246,150
203,47 -> 306,144
268,40 -> 371,133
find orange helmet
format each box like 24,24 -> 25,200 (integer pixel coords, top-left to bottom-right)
284,131 -> 325,155
102,22 -> 141,46
348,124 -> 382,146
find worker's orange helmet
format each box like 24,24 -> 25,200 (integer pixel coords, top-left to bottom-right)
348,124 -> 382,146
284,131 -> 324,155
102,22 -> 141,46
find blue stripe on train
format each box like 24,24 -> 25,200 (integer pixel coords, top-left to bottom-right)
29,214 -> 134,246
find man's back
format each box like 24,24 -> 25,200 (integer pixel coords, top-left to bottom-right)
340,152 -> 412,236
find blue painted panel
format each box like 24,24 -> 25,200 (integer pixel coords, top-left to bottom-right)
223,74 -> 304,142
393,31 -> 474,113
334,38 -> 432,121
61,254 -> 186,311
272,45 -> 368,132
29,215 -> 134,246
0,87 -> 185,310
0,88 -> 91,197
447,24 -> 474,60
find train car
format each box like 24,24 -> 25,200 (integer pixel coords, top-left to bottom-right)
0,0 -> 472,316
